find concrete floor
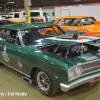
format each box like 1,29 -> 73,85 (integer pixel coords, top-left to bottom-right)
0,65 -> 100,100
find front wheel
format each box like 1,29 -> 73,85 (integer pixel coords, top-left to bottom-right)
34,69 -> 57,96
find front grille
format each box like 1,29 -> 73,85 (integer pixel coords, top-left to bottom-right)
81,60 -> 100,75
68,59 -> 100,82
82,60 -> 100,69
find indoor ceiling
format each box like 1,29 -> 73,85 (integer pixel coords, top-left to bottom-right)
0,0 -> 99,8
0,0 -> 16,10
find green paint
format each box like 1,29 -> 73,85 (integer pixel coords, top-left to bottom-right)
0,23 -> 99,91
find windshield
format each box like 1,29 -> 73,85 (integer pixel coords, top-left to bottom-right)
8,13 -> 13,18
21,26 -> 64,46
79,17 -> 96,25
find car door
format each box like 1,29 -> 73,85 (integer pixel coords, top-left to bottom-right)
57,18 -> 86,35
0,29 -> 23,71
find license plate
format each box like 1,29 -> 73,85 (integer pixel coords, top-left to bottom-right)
94,76 -> 100,83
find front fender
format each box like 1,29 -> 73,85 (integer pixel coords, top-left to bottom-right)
30,58 -> 68,88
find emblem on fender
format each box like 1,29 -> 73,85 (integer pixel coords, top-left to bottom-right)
2,45 -> 10,62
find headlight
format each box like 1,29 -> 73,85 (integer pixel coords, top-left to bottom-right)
69,70 -> 75,78
68,66 -> 83,81
75,67 -> 82,75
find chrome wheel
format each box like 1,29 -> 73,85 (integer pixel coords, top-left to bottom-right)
37,71 -> 50,91
34,69 -> 57,96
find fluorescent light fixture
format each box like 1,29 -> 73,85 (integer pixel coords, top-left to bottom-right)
79,4 -> 82,6
69,6 -> 72,7
0,7 -> 2,8
9,2 -> 15,4
74,0 -> 81,2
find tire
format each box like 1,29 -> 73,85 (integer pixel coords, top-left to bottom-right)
34,69 -> 57,96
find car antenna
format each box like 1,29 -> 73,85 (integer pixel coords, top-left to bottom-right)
99,40 -> 100,53
82,42 -> 83,59
97,39 -> 100,53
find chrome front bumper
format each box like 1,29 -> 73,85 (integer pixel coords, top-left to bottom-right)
60,73 -> 100,92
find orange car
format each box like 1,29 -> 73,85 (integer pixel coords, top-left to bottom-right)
54,16 -> 100,36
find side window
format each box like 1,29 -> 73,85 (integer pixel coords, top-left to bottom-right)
64,19 -> 73,26
21,28 -> 43,46
43,12 -> 48,22
64,19 -> 71,25
8,13 -> 13,18
31,12 -> 40,17
63,18 -> 81,26
43,12 -> 46,16
72,19 -> 81,26
1,29 -> 21,46
23,13 -> 25,17
23,13 -> 25,15
14,13 -> 19,18
57,19 -> 64,26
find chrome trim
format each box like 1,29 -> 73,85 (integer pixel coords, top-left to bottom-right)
60,73 -> 100,92
69,69 -> 100,82
68,59 -> 100,81
82,59 -> 100,65
0,61 -> 30,78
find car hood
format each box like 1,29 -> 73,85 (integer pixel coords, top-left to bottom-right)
28,44 -> 100,69
24,36 -> 100,69
70,51 -> 100,68
24,35 -> 99,49
38,48 -> 100,69
35,36 -> 95,47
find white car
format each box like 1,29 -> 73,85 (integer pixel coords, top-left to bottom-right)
5,10 -> 50,23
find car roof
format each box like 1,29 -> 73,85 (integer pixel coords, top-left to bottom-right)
58,16 -> 93,19
0,23 -> 56,30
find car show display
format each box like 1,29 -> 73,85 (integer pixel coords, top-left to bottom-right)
0,23 -> 100,96
4,10 -> 50,23
54,16 -> 100,36
0,0 -> 100,99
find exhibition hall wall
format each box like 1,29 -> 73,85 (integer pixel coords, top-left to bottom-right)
55,3 -> 100,20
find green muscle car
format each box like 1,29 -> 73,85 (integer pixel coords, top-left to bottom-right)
0,23 -> 100,96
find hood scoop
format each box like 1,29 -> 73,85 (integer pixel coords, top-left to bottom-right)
83,55 -> 98,61
57,34 -> 78,39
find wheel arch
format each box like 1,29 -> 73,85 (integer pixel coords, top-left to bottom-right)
30,64 -> 68,89
30,66 -> 49,80
30,66 -> 58,86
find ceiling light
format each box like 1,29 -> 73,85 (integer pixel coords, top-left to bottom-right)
74,0 -> 81,2
79,4 -> 82,6
9,2 -> 15,4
